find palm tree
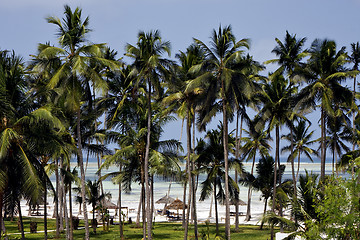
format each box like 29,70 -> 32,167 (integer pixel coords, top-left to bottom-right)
163,44 -> 205,239
266,31 -> 307,78
125,30 -> 171,240
349,42 -> 360,151
281,120 -> 318,182
38,6 -> 119,238
0,50 -> 64,239
325,115 -> 351,174
254,72 -> 297,239
298,39 -> 352,180
252,156 -> 280,229
266,31 -> 307,199
240,122 -> 271,221
193,25 -> 250,239
85,179 -> 109,233
196,124 -> 240,234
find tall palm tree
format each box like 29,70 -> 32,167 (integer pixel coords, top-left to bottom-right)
125,30 -> 171,240
193,25 -> 250,239
298,39 -> 352,180
240,122 -> 271,221
196,124 -> 240,235
349,42 -> 360,151
163,44 -> 205,239
38,5 -> 119,238
281,120 -> 318,181
254,72 -> 297,239
266,31 -> 307,198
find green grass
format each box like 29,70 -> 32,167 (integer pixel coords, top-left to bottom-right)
3,217 -> 276,239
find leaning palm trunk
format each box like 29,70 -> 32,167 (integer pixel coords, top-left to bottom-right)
76,109 -> 90,240
214,180 -> 219,234
144,79 -> 152,240
259,197 -> 268,230
184,108 -> 192,240
18,201 -> 25,240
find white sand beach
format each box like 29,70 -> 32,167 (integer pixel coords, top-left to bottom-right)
20,162 -> 333,227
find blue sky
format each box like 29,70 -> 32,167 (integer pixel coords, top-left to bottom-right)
1,0 -> 360,157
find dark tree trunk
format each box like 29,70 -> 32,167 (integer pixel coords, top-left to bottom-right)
69,180 -> 73,240
55,158 -> 60,237
259,198 -> 268,230
44,178 -> 48,240
221,85 -> 231,240
270,125 -> 280,240
214,180 -> 219,234
119,164 -> 124,239
234,114 -> 243,231
191,161 -> 198,239
184,107 -> 192,240
18,201 -> 25,240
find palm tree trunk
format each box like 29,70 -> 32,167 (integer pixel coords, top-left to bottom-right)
321,107 -> 326,180
214,179 -> 219,234
76,109 -> 90,240
191,161 -> 198,239
59,158 -> 64,233
222,93 -> 231,240
234,113 -> 242,230
259,198 -> 268,230
290,127 -> 296,199
270,125 -> 280,240
44,178 -> 48,240
184,107 -> 192,240
182,162 -> 188,228
55,158 -> 60,237
69,179 -> 73,240
119,164 -> 124,239
245,155 -> 256,221
17,201 -> 25,240
296,151 -> 301,182
144,79 -> 152,240
64,184 -> 70,239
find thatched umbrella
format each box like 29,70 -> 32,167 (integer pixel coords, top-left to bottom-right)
103,199 -> 118,209
156,194 -> 175,215
165,199 -> 187,219
156,195 -> 175,204
230,199 -> 247,206
165,198 -> 187,210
